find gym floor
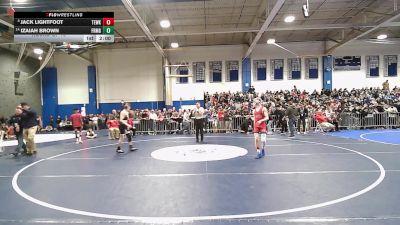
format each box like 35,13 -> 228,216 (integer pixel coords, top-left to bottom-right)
0,130 -> 399,225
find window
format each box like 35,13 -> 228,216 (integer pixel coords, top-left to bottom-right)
384,55 -> 397,77
193,62 -> 205,83
209,61 -> 222,82
305,58 -> 318,79
254,60 -> 266,81
366,55 -> 379,77
176,66 -> 189,84
226,60 -> 239,82
288,58 -> 301,80
270,59 -> 284,80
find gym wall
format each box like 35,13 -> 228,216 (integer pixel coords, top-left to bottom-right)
40,40 -> 400,125
96,47 -> 163,104
168,45 -> 244,104
251,41 -> 324,92
331,41 -> 400,90
0,48 -> 41,117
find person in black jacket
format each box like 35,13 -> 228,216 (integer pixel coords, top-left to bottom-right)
248,86 -> 255,94
297,104 -> 309,134
274,105 -> 287,134
9,106 -> 27,156
286,101 -> 298,137
20,102 -> 38,156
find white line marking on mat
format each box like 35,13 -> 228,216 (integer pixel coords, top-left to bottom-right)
360,130 -> 400,146
11,136 -> 386,224
1,216 -> 400,224
127,170 -> 381,177
49,158 -> 107,160
13,169 -> 400,179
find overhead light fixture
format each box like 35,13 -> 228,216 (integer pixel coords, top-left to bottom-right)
160,20 -> 171,28
69,44 -> 80,49
33,48 -> 43,55
38,56 -> 43,61
302,0 -> 310,18
284,15 -> 295,23
14,0 -> 27,3
267,39 -> 276,44
171,42 -> 179,48
377,34 -> 388,40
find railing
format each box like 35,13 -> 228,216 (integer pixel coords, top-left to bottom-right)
338,112 -> 400,129
131,112 -> 400,135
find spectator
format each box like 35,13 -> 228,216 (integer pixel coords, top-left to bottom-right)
149,110 -> 158,134
91,114 -> 99,130
383,80 -> 390,91
49,115 -> 54,129
9,106 -> 27,156
86,128 -> 97,139
315,111 -> 334,131
107,116 -> 120,140
297,104 -> 308,134
56,115 -> 62,131
182,109 -> 191,134
224,107 -> 233,133
286,101 -> 298,137
248,86 -> 255,94
217,108 -> 225,132
275,105 -> 287,134
20,102 -> 38,156
128,110 -> 137,137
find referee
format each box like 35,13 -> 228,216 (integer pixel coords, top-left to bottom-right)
193,101 -> 205,143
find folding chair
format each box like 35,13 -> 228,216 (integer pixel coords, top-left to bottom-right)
313,115 -> 324,133
314,122 -> 324,133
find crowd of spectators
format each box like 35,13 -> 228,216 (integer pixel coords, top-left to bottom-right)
2,85 -> 400,141
204,85 -> 400,132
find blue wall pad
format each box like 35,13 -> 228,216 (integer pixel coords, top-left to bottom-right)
323,55 -> 333,91
242,58 -> 251,92
41,67 -> 58,127
87,66 -> 98,114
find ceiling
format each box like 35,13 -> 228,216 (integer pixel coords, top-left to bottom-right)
0,0 -> 399,53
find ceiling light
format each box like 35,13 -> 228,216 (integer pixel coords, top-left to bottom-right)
38,56 -> 42,60
302,0 -> 310,18
267,39 -> 276,44
284,15 -> 295,23
33,48 -> 43,55
160,20 -> 171,28
377,34 -> 387,40
69,44 -> 80,49
171,42 -> 179,48
14,0 -> 27,3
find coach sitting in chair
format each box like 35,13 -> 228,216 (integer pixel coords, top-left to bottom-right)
315,111 -> 335,132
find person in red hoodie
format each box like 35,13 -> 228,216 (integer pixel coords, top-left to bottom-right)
106,116 -> 120,140
315,111 -> 335,132
70,109 -> 83,144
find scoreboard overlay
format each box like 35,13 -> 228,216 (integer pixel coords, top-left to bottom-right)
14,12 -> 114,43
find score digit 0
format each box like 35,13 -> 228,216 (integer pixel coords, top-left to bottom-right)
103,26 -> 114,34
102,18 -> 114,26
